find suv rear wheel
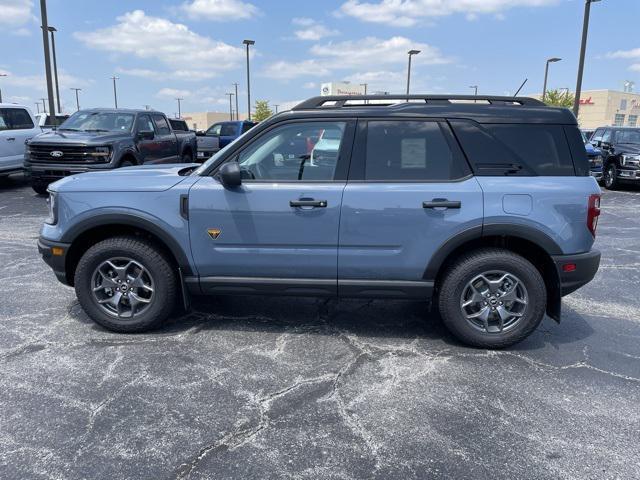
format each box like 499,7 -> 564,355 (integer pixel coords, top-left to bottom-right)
438,248 -> 546,348
74,236 -> 177,332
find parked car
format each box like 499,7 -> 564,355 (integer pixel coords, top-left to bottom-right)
590,126 -> 640,189
0,104 -> 40,178
24,108 -> 197,194
196,120 -> 256,161
34,113 -> 70,130
582,131 -> 603,181
38,95 -> 601,349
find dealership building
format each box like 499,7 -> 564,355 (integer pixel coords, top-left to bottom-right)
576,89 -> 640,129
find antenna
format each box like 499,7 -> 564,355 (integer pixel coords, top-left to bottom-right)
513,78 -> 528,97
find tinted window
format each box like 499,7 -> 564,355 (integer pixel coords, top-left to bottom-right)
236,122 -> 346,181
602,129 -> 612,143
60,111 -> 133,132
0,108 -> 34,130
241,122 -> 256,133
206,123 -> 221,136
220,123 -> 238,136
137,115 -> 155,132
614,129 -> 640,144
152,114 -> 170,135
365,121 -> 469,181
591,129 -> 604,143
169,119 -> 188,131
452,121 -> 574,176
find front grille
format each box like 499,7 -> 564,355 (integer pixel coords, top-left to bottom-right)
28,144 -> 100,164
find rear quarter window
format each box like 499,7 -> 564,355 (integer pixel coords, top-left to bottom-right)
451,120 -> 576,176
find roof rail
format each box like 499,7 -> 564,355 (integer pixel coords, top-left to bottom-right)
292,95 -> 545,110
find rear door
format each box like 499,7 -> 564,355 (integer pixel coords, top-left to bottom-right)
152,114 -> 178,162
188,119 -> 355,294
338,119 -> 483,297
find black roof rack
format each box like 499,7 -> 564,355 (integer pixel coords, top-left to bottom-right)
292,95 -> 545,110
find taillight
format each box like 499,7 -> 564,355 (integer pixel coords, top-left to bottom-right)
587,194 -> 601,237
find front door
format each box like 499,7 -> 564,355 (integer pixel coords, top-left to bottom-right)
189,119 -> 355,295
135,114 -> 163,164
151,114 -> 177,162
338,119 -> 484,297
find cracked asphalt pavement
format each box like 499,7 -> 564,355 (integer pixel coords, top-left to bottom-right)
1,174 -> 639,480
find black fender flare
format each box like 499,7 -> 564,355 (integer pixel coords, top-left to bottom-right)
61,212 -> 194,275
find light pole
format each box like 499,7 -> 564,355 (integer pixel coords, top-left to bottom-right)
469,85 -> 478,103
242,39 -> 255,120
274,104 -> 279,114
233,82 -> 239,120
40,98 -> 47,114
39,0 -> 56,120
110,76 -> 119,108
35,102 -> 41,114
47,26 -> 61,113
226,93 -> 234,121
406,49 -> 421,96
573,0 -> 601,117
175,98 -> 183,118
0,73 -> 6,103
542,57 -> 562,102
70,87 -> 81,111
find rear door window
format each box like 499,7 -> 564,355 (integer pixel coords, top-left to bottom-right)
364,121 -> 470,181
152,114 -> 171,135
221,123 -> 238,136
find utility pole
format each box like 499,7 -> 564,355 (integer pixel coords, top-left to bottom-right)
70,88 -> 81,111
47,26 -> 61,113
0,73 -> 6,103
243,39 -> 255,120
39,0 -> 56,121
469,85 -> 478,103
233,82 -> 239,120
573,0 -> 601,117
226,93 -> 234,121
143,104 -> 150,110
175,98 -> 183,118
110,76 -> 119,108
274,104 -> 279,114
406,50 -> 421,97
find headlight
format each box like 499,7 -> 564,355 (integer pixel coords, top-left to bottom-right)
45,191 -> 58,225
90,146 -> 112,160
621,154 -> 640,167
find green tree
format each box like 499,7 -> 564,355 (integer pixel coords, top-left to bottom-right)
253,100 -> 273,122
544,89 -> 574,108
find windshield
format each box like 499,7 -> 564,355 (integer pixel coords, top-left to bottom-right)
59,111 -> 135,132
615,129 -> 640,144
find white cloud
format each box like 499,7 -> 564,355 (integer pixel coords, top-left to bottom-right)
0,0 -> 33,26
292,18 -> 339,41
157,88 -> 192,99
310,36 -> 450,69
303,82 -> 317,89
116,67 -> 161,79
337,0 -> 558,27
262,60 -> 332,80
116,67 -> 219,81
607,48 -> 640,60
180,0 -> 259,21
0,69 -> 90,92
630,64 -> 640,72
74,10 -> 244,78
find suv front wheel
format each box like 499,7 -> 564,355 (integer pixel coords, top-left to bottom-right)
438,248 -> 546,348
74,236 -> 177,332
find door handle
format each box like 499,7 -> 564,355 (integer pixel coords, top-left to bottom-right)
290,199 -> 327,208
6,137 -> 15,141
423,199 -> 461,209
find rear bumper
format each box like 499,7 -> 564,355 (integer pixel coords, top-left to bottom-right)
552,249 -> 600,296
37,237 -> 71,286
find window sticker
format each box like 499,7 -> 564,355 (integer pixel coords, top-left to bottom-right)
401,138 -> 427,169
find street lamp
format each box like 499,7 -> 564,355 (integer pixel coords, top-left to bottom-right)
47,26 -> 61,113
233,83 -> 239,121
175,97 -> 183,118
226,93 -> 234,121
274,104 -> 279,114
0,73 -> 7,103
573,0 -> 602,117
542,57 -> 562,102
70,87 -> 81,111
406,49 -> 421,96
39,0 -> 56,120
110,76 -> 119,108
242,39 -> 255,121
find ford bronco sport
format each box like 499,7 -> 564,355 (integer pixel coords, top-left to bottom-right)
38,95 -> 601,348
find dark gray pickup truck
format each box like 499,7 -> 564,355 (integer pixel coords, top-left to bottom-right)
24,109 -> 197,194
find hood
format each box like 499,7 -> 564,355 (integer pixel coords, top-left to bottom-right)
30,129 -> 129,145
50,164 -> 198,193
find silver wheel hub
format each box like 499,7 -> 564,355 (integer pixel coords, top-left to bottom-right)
91,257 -> 154,319
460,270 -> 528,334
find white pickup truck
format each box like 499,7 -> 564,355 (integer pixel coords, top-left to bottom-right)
0,104 -> 41,177
34,113 -> 70,130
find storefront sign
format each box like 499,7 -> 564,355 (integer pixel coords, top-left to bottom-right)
579,97 -> 594,105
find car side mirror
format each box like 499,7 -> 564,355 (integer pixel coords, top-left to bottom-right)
218,162 -> 241,188
138,130 -> 154,140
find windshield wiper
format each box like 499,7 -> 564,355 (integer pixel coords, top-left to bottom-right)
83,128 -> 110,132
58,128 -> 81,131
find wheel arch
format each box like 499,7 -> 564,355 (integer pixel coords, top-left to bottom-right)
426,225 -> 562,322
62,214 -> 194,287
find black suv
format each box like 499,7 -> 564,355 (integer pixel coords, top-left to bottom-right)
590,127 -> 640,189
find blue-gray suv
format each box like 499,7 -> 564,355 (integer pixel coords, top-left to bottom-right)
38,95 -> 602,348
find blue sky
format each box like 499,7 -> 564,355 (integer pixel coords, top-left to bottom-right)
1,0 -> 639,116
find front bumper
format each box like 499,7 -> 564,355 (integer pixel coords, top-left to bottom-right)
38,237 -> 72,286
24,162 -> 112,183
552,249 -> 601,296
617,168 -> 640,181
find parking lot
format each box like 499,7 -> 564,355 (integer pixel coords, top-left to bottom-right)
0,174 -> 638,480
